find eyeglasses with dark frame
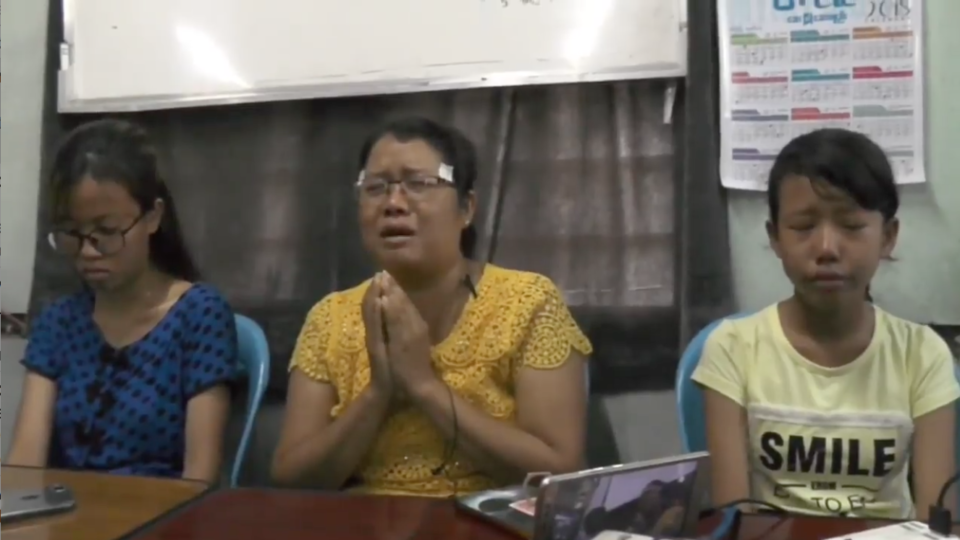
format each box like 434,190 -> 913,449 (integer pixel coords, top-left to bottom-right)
48,213 -> 145,257
355,173 -> 455,199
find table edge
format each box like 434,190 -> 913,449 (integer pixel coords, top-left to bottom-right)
113,484 -> 218,540
109,486 -> 468,539
731,511 -> 960,536
0,465 -> 211,489
103,490 -> 957,540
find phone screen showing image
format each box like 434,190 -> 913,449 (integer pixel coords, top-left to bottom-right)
510,497 -> 537,516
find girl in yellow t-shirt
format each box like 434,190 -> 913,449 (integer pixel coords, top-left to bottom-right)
270,117 -> 592,497
693,129 -> 959,519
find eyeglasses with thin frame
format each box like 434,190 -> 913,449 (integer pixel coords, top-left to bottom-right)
48,214 -> 145,257
355,173 -> 455,200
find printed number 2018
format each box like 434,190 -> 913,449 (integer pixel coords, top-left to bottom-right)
866,0 -> 912,18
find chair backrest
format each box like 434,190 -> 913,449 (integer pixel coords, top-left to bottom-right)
676,313 -> 754,540
675,313 -> 751,453
231,314 -> 271,487
955,362 -> 960,488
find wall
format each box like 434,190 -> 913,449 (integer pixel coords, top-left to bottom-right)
1,338 -> 28,457
1,1 -> 955,321
3,4 -> 953,323
1,0 -> 949,472
0,0 -> 687,470
0,0 -> 48,313
728,0 -> 960,324
1,0 -> 50,459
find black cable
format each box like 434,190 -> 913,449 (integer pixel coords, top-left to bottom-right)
462,273 -> 478,298
936,471 -> 959,510
928,470 -> 959,536
429,273 -> 470,475
430,272 -> 469,474
408,273 -> 470,540
702,497 -> 789,516
699,498 -> 789,540
402,272 -> 472,540
431,384 -> 459,476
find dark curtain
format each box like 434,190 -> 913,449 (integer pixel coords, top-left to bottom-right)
681,0 -> 735,342
33,0 -> 732,398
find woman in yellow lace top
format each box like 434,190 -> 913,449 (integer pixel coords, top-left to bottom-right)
271,117 -> 593,497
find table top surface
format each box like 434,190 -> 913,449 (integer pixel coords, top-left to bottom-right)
4,470 -> 959,540
730,513 -> 960,540
0,465 -> 210,540
111,487 -> 960,540
116,488 -> 518,540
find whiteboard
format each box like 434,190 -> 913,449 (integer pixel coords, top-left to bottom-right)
59,0 -> 687,112
2,0 -> 49,313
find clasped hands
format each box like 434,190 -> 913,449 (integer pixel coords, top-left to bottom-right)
362,271 -> 440,402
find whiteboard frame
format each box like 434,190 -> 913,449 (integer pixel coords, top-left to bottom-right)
57,0 -> 689,113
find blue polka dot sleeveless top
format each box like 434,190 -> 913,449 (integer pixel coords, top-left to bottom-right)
22,283 -> 240,478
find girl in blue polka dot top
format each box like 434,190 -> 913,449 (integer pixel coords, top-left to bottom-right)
8,119 -> 241,482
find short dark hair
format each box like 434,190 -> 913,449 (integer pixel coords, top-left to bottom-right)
357,116 -> 479,258
49,119 -> 200,282
767,128 -> 899,225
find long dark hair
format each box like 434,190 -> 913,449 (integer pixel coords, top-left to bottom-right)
357,116 -> 479,258
49,119 -> 200,281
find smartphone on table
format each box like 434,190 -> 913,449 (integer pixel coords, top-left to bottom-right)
2,484 -> 78,522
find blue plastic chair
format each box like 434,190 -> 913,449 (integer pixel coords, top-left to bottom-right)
955,362 -> 960,512
231,314 -> 271,487
676,314 -> 751,452
675,313 -> 751,540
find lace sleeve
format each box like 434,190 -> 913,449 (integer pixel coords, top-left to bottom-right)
516,277 -> 593,371
289,294 -> 337,382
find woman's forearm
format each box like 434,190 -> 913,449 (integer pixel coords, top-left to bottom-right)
410,381 -> 578,483
7,444 -> 48,468
272,389 -> 391,489
8,374 -> 58,468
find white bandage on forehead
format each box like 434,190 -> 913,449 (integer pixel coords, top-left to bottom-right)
437,163 -> 454,183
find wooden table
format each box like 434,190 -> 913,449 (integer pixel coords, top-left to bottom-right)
728,513 -> 960,540
1,465 -> 210,540
105,488 -> 960,540
109,489 -> 497,540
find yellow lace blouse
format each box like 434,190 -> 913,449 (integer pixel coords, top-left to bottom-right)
289,264 -> 593,497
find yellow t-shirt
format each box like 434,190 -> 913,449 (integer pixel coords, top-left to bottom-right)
290,264 -> 593,497
692,304 -> 960,519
